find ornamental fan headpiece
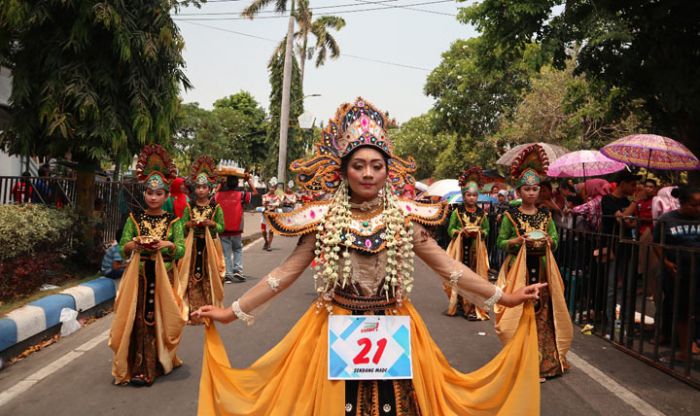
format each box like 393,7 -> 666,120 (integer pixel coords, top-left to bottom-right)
291,97 -> 417,194
510,144 -> 549,188
189,155 -> 218,187
135,145 -> 178,191
458,167 -> 484,194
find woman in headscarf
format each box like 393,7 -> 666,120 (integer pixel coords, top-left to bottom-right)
572,179 -> 612,232
163,177 -> 190,218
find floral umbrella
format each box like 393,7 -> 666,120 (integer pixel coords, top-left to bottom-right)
496,142 -> 569,167
600,134 -> 700,171
547,150 -> 626,178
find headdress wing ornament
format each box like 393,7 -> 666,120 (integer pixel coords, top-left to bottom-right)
189,155 -> 218,187
290,97 -> 417,194
458,167 -> 484,192
510,143 -> 549,188
135,144 -> 178,191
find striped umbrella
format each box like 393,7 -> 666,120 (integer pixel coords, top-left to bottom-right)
601,134 -> 700,171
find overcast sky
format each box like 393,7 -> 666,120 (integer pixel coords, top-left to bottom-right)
174,0 -> 478,124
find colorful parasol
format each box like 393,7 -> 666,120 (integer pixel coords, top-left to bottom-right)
424,179 -> 459,198
547,150 -> 626,178
496,142 -> 569,167
600,134 -> 700,171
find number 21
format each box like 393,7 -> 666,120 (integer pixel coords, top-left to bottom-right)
353,338 -> 388,365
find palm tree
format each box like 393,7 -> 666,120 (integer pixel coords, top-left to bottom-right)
242,0 -> 297,182
269,1 -> 345,86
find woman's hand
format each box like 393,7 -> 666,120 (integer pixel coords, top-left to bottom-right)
191,305 -> 237,324
509,236 -> 525,247
186,220 -> 196,229
155,240 -> 175,251
123,241 -> 140,253
499,283 -> 547,307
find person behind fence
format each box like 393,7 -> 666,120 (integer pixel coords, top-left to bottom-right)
11,171 -> 33,204
572,179 -> 612,232
444,167 -> 490,320
216,172 -> 258,283
653,185 -> 700,360
179,156 -> 226,326
101,227 -> 127,279
495,144 -> 573,382
191,98 -> 546,416
109,144 -> 186,387
600,170 -> 639,327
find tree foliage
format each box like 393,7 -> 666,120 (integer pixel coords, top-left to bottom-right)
492,62 -> 650,151
172,92 -> 269,172
425,37 -> 541,139
389,112 -> 453,180
0,0 -> 197,163
461,0 -> 700,164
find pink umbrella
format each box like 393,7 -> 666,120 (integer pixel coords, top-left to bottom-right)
601,134 -> 700,171
547,150 -> 626,178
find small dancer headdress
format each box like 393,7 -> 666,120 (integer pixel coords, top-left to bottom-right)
291,97 -> 417,194
458,167 -> 484,194
135,144 -> 178,191
189,155 -> 218,188
510,144 -> 549,188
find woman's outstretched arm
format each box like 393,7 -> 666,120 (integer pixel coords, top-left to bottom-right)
192,234 -> 316,324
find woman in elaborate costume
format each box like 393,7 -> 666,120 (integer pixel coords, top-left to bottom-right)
178,156 -> 226,325
495,145 -> 573,381
193,98 -> 546,415
109,145 -> 186,386
445,167 -> 491,320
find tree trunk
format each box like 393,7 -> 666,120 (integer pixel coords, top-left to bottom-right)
75,161 -> 98,265
277,0 -> 296,184
675,111 -> 700,186
300,34 -> 308,88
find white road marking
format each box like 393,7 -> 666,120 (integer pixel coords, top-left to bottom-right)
242,237 -> 263,252
568,351 -> 666,416
0,236 -> 263,407
0,329 -> 109,408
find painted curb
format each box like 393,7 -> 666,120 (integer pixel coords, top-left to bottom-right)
0,277 -> 116,352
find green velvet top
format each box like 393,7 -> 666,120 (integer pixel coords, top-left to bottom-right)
447,205 -> 490,240
119,210 -> 185,270
496,206 -> 558,253
181,201 -> 225,237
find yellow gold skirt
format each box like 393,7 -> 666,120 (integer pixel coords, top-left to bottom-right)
198,301 -> 540,415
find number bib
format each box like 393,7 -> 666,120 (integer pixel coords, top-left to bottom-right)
328,315 -> 413,380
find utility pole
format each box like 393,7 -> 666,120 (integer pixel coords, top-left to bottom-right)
277,0 -> 296,184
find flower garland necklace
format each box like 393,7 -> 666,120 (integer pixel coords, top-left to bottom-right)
312,180 -> 415,304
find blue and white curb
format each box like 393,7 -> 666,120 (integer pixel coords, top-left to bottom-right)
0,277 -> 116,353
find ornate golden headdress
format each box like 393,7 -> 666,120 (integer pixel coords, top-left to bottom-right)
189,155 -> 218,187
135,145 -> 178,191
510,144 -> 549,188
458,167 -> 484,194
291,97 -> 417,194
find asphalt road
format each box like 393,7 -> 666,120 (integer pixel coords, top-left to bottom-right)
0,235 -> 698,415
